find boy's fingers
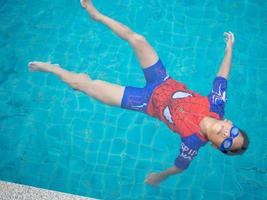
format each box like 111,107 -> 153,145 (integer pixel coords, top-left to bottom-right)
224,32 -> 230,40
223,31 -> 235,44
229,31 -> 235,43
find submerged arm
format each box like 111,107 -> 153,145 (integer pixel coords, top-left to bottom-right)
145,166 -> 184,186
217,32 -> 235,79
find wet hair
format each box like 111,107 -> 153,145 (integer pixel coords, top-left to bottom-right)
225,129 -> 249,156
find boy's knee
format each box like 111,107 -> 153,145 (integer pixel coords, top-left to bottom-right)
129,33 -> 147,45
71,73 -> 91,90
78,73 -> 90,81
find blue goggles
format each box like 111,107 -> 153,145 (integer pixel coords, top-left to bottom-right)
219,125 -> 240,153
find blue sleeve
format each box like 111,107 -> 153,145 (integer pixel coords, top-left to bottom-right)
208,76 -> 227,118
174,139 -> 199,170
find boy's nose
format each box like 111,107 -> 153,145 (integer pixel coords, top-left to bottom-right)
223,129 -> 230,138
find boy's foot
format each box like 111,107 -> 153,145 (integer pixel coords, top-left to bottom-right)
80,0 -> 91,9
28,61 -> 59,72
80,0 -> 89,9
80,0 -> 101,21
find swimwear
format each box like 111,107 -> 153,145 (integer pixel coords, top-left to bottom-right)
121,59 -> 170,112
121,59 -> 227,170
147,77 -> 227,169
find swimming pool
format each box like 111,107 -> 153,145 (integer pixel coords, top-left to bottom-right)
0,0 -> 266,199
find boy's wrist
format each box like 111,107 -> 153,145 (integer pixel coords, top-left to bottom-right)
225,46 -> 233,53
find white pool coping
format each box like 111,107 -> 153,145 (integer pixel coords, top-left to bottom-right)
0,181 -> 99,200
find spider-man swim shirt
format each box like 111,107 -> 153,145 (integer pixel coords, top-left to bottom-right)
146,77 -> 227,170
121,59 -> 227,170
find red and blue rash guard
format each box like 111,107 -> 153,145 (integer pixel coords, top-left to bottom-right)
147,77 -> 227,170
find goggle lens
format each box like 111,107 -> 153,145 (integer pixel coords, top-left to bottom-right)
231,127 -> 239,137
222,139 -> 232,149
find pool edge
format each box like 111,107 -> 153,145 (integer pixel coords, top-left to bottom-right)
0,181 -> 99,200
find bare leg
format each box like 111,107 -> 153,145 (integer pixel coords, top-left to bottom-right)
28,62 -> 124,106
80,0 -> 159,68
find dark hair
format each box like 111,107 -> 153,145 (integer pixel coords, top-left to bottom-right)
225,129 -> 249,156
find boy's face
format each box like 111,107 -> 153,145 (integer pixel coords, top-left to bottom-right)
208,119 -> 244,152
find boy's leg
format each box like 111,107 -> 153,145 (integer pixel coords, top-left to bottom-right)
28,62 -> 124,107
80,0 -> 159,69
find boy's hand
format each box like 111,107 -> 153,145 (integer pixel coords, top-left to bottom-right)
224,31 -> 234,51
144,172 -> 167,186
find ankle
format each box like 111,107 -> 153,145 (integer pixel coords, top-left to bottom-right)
87,10 -> 101,21
49,65 -> 62,74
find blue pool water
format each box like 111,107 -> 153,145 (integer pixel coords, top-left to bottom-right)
0,0 -> 267,199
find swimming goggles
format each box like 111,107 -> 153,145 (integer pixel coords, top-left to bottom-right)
219,125 -> 240,153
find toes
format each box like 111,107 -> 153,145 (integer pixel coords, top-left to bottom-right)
28,61 -> 36,67
80,0 -> 88,8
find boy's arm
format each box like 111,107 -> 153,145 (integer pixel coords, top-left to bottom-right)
144,166 -> 184,186
217,32 -> 235,80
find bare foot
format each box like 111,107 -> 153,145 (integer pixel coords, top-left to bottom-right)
28,61 -> 60,72
80,0 -> 89,9
80,0 -> 101,21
